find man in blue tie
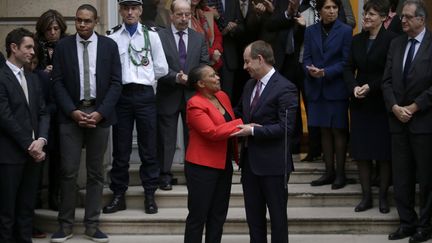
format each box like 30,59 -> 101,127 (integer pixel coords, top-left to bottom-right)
382,1 -> 432,242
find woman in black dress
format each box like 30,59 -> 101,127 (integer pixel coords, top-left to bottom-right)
344,0 -> 397,214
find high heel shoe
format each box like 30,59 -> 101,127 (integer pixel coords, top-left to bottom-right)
354,197 -> 372,212
379,196 -> 390,214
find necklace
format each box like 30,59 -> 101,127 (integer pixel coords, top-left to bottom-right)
128,25 -> 151,66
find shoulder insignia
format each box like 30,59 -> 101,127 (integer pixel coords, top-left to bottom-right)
106,24 -> 122,35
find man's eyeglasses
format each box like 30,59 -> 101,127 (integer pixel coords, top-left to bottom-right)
400,14 -> 418,21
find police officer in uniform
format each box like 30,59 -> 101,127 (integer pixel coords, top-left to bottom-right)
103,0 -> 169,214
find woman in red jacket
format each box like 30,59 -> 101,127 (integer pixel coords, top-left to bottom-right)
184,64 -> 243,243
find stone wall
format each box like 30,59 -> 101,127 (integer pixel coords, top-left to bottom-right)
0,0 -> 107,54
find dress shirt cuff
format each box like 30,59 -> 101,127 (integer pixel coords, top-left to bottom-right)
38,137 -> 48,146
251,126 -> 254,136
175,73 -> 181,83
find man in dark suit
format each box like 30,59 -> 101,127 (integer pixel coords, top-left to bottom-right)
234,40 -> 298,243
207,0 -> 243,99
0,28 -> 49,243
50,4 -> 122,243
157,0 -> 209,190
382,1 -> 432,242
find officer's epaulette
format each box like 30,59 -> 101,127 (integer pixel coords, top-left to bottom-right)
142,24 -> 158,32
106,24 -> 122,35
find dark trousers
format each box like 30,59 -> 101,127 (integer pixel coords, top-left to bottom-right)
0,161 -> 41,243
184,161 -> 233,243
111,85 -> 159,195
157,98 -> 187,184
392,131 -> 432,231
58,122 -> 109,233
47,117 -> 61,203
241,155 -> 289,243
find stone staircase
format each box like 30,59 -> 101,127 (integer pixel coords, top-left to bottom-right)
34,155 -> 404,242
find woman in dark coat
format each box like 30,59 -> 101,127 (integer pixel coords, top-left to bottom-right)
303,0 -> 352,189
344,0 -> 397,214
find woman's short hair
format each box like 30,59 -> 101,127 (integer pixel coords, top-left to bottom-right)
188,64 -> 210,89
316,0 -> 342,11
364,0 -> 390,17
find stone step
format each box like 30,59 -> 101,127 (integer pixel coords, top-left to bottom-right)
34,207 -> 399,235
120,159 -> 360,186
86,184 -> 400,209
33,234 -> 396,243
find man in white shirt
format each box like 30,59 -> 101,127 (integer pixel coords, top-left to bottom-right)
103,0 -> 169,215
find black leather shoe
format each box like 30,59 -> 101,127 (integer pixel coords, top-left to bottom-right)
145,194 -> 158,214
409,230 -> 431,243
388,228 -> 415,240
379,197 -> 390,214
331,175 -> 346,190
159,182 -> 172,191
103,194 -> 126,214
310,173 -> 335,186
354,198 -> 372,212
301,154 -> 321,162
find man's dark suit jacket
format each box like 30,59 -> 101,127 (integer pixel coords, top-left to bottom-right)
52,34 -> 122,127
157,26 -> 209,115
220,0 -> 243,71
0,52 -> 5,67
265,0 -> 306,71
382,29 -> 432,134
236,71 -> 298,175
0,65 -> 49,164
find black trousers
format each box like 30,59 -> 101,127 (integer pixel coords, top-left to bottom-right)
0,161 -> 41,243
110,85 -> 160,195
241,154 -> 289,243
392,130 -> 432,231
184,161 -> 233,243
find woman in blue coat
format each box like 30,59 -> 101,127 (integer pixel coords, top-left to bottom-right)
303,0 -> 352,189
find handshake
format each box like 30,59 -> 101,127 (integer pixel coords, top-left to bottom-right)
28,139 -> 46,162
230,123 -> 262,137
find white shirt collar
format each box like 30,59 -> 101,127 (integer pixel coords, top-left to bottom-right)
171,24 -> 189,35
6,60 -> 23,76
410,27 -> 426,43
76,31 -> 98,43
259,68 -> 276,87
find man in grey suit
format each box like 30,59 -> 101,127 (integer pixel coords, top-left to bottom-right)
157,0 -> 209,190
50,4 -> 122,243
382,1 -> 432,242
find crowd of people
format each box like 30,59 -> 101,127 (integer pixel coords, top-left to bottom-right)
0,0 -> 431,242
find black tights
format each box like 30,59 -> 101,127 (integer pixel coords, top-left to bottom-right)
357,160 -> 391,200
321,127 -> 348,177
